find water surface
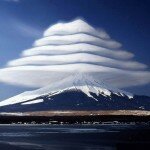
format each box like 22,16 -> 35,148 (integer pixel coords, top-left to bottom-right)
0,124 -> 150,150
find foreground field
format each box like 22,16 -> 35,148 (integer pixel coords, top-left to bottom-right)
1,110 -> 150,116
26,110 -> 150,116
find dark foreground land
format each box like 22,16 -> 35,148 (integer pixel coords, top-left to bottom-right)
0,124 -> 150,150
0,110 -> 150,124
0,115 -> 150,124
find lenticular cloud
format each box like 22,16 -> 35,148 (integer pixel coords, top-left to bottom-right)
0,19 -> 149,88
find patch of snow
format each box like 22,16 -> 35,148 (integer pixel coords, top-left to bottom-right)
0,112 -> 23,116
21,99 -> 43,105
0,93 -> 40,107
139,106 -> 145,110
127,95 -> 134,99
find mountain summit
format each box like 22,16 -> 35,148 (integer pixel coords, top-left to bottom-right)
0,74 -> 150,112
0,74 -> 133,107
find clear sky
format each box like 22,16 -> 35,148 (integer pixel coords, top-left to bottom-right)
0,0 -> 150,101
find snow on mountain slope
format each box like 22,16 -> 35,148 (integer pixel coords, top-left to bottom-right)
21,99 -> 44,105
0,74 -> 133,107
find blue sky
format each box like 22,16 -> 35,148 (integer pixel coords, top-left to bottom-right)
0,0 -> 150,100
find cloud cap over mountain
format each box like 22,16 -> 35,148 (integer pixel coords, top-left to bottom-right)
0,18 -> 149,89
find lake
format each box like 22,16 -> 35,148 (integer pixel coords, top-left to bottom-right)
0,124 -> 150,150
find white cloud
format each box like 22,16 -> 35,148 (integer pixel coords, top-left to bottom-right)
34,33 -> 122,49
0,18 -> 149,89
11,19 -> 42,38
7,53 -> 147,70
44,19 -> 110,39
4,0 -> 20,2
0,64 -> 149,88
22,43 -> 134,59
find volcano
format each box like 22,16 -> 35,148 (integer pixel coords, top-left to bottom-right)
0,74 -> 149,113
0,19 -> 150,114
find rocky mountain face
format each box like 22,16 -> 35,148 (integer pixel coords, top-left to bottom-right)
0,74 -> 149,112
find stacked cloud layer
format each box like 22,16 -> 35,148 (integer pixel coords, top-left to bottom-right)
0,19 -> 149,88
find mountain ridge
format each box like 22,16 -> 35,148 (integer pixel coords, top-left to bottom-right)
0,74 -> 133,107
0,74 -> 149,112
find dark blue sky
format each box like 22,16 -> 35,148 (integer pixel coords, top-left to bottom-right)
0,0 -> 150,100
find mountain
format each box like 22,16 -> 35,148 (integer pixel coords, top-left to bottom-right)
0,19 -> 149,114
0,74 -> 149,112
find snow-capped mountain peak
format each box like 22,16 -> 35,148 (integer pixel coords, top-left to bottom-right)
0,74 -> 133,107
69,74 -> 133,99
